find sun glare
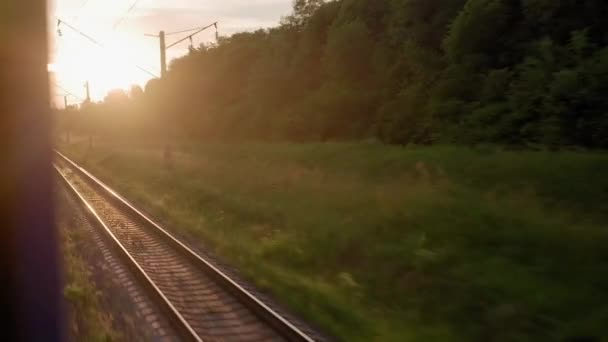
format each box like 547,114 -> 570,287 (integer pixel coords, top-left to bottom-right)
53,34 -> 154,100
51,0 -> 160,103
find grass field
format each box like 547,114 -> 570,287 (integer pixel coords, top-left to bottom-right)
58,193 -> 117,341
59,140 -> 608,341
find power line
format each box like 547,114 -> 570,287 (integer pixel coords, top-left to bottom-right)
166,22 -> 218,50
113,0 -> 143,30
165,26 -> 206,36
54,83 -> 85,101
56,17 -> 159,78
144,22 -> 218,79
78,0 -> 92,11
73,0 -> 93,23
56,17 -> 100,46
145,23 -> 218,38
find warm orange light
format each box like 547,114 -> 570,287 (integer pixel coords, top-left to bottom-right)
51,28 -> 159,100
51,1 -> 160,101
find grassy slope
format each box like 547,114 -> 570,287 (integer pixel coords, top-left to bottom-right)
59,198 -> 117,341
60,141 -> 608,341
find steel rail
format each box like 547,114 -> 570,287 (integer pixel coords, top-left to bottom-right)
54,164 -> 202,342
55,150 -> 317,342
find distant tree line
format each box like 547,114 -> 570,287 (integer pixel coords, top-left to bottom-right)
63,0 -> 608,148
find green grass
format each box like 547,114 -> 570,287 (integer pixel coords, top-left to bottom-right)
59,140 -> 608,341
59,200 -> 117,341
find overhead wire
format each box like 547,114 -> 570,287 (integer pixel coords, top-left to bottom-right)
57,5 -> 217,83
113,0 -> 143,30
54,83 -> 85,101
165,26 -> 205,36
78,0 -> 92,11
166,22 -> 218,50
55,17 -> 159,78
56,17 -> 100,47
73,0 -> 93,23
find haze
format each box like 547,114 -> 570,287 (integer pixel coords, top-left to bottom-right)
50,0 -> 292,104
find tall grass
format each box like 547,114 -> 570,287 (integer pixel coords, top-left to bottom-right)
60,141 -> 608,341
58,193 -> 117,341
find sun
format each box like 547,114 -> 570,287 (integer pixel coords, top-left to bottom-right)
52,30 -> 158,101
51,1 -> 160,103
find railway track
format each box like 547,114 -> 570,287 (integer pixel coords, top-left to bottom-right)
54,151 -> 318,342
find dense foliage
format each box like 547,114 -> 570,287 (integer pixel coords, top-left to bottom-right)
66,0 -> 608,147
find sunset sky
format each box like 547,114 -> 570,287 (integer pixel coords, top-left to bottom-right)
49,0 -> 292,105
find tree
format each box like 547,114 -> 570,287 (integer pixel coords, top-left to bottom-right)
324,20 -> 374,83
104,88 -> 129,104
65,0 -> 608,148
130,85 -> 144,100
283,0 -> 326,27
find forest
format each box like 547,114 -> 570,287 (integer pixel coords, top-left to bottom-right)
63,0 -> 608,148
